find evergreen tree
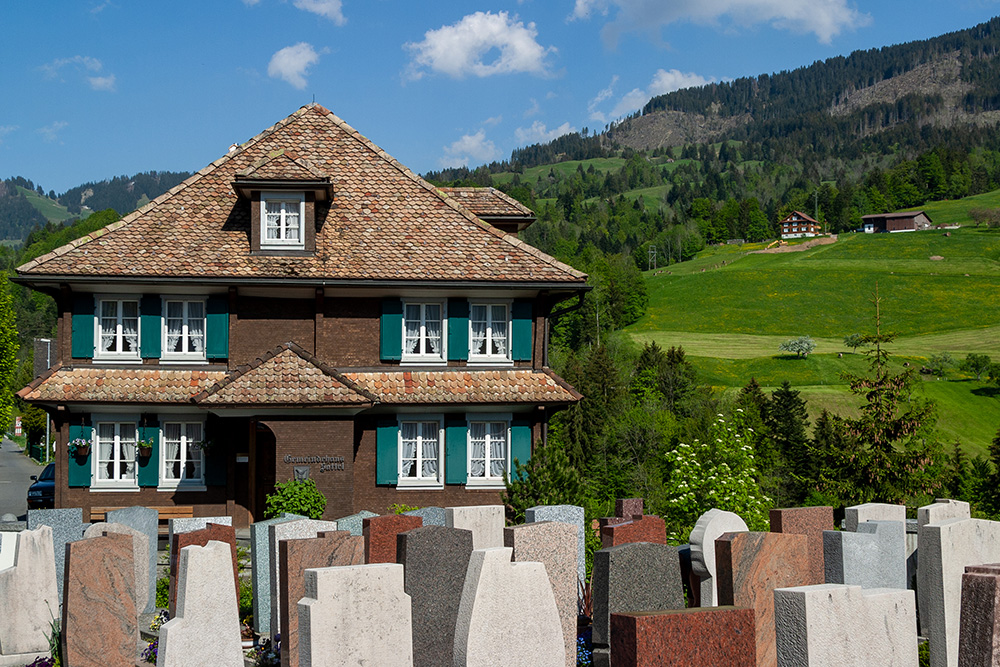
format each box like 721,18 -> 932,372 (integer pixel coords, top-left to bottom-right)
503,439 -> 585,524
0,273 -> 17,433
767,381 -> 811,502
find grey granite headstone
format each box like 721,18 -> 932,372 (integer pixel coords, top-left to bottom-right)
334,510 -> 377,536
592,542 -> 685,656
106,506 -> 158,614
398,525 -> 474,667
268,518 -> 337,639
250,513 -> 304,636
167,515 -> 232,550
27,508 -> 85,600
526,504 -> 586,585
403,507 -> 446,527
0,521 -> 26,532
824,520 -> 907,590
83,522 -> 150,615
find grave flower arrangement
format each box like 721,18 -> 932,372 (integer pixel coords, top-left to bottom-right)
67,437 -> 90,457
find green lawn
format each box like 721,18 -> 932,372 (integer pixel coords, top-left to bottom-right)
17,186 -> 76,223
904,187 -> 1000,227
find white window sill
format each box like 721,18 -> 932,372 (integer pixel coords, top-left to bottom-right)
400,357 -> 447,366
466,358 -> 514,367
260,243 -> 305,251
396,480 -> 444,490
89,485 -> 140,492
464,479 -> 506,490
159,357 -> 208,364
92,358 -> 143,364
158,484 -> 207,493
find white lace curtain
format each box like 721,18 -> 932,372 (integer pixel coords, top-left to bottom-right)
404,305 -> 442,355
401,422 -> 439,478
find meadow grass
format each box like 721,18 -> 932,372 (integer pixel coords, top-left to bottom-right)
16,186 -> 75,223
903,187 -> 1000,226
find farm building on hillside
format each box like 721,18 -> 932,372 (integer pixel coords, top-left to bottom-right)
861,211 -> 933,233
779,211 -> 822,239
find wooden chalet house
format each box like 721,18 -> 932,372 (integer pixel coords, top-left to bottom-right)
15,104 -> 588,526
779,211 -> 822,239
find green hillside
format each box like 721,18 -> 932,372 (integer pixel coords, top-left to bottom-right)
16,186 -> 82,223
904,188 -> 1000,226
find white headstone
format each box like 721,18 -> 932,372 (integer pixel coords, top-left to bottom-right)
157,540 -> 243,667
918,499 -> 970,531
446,506 -> 504,550
774,584 -> 917,666
298,563 -> 412,667
844,503 -> 906,532
689,508 -> 748,606
0,526 -> 59,655
454,547 -> 565,666
0,532 -> 17,572
824,520 -> 907,590
918,517 -> 1000,667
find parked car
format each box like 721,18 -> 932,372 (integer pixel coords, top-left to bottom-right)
27,463 -> 54,509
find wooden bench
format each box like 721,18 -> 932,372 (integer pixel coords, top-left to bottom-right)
90,506 -> 195,534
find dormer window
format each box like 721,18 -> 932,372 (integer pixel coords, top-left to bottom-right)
262,192 -> 305,249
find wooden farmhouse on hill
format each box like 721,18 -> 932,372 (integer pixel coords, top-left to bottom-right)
14,104 -> 589,526
861,211 -> 933,233
779,211 -> 822,239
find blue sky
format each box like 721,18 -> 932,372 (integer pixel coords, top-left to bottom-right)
3,0 -> 1000,194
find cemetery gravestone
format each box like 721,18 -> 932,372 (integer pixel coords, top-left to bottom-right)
958,563 -> 1000,667
158,540 -> 243,667
169,522 -> 238,616
769,506 -> 833,586
298,563 -> 413,667
616,498 -> 643,518
363,514 -> 422,564
600,515 -> 667,548
525,504 -> 586,585
250,513 -> 305,636
61,532 -> 137,667
0,532 -> 16,572
83,522 -> 150,616
0,520 -> 26,532
105,506 -> 158,614
0,526 -> 58,657
333,510 -> 377,536
446,505 -> 504,550
397,525 -> 474,667
268,518 -> 338,639
279,531 -> 363,667
403,506 -> 446,527
611,607 -> 757,667
505,521 -> 578,667
915,517 -> 1000,667
824,520 -> 907,590
690,508 -> 749,607
716,531 -> 813,667
592,542 -> 685,664
167,515 -> 231,548
774,584 -> 917,667
844,503 -> 907,532
919,499 -> 971,531
27,507 -> 85,600
454,547 -> 565,667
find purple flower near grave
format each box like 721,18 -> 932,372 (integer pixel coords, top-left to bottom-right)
25,657 -> 55,667
577,626 -> 593,666
140,638 -> 158,664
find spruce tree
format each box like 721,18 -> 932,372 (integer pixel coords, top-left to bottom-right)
767,381 -> 811,501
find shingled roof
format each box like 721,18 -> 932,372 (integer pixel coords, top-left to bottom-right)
17,366 -> 228,404
342,368 -> 582,405
18,104 -> 585,284
437,187 -> 535,219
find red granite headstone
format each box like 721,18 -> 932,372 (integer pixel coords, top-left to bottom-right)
769,506 -> 832,585
169,523 -> 238,616
363,514 -> 423,564
611,607 -> 757,667
616,498 -> 644,519
716,532 -> 811,667
279,531 -> 363,667
958,563 -> 1000,666
601,515 -> 667,548
62,532 -> 137,667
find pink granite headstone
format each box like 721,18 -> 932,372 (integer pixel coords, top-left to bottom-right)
601,515 -> 667,548
769,506 -> 833,585
363,514 -> 422,564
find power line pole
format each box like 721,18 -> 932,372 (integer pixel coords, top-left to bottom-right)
647,245 -> 657,271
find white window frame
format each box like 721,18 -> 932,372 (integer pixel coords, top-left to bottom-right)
161,298 -> 207,361
468,301 -> 512,365
401,301 -> 447,364
260,191 -> 305,250
465,414 -> 511,489
158,419 -> 206,492
91,417 -> 139,490
94,296 -> 141,361
397,416 -> 444,489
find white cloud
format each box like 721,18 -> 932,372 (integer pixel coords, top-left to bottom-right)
88,74 -> 116,92
590,69 -> 712,121
571,0 -> 870,46
483,115 -> 503,126
40,55 -> 104,79
515,120 -> 575,145
0,126 -> 18,145
37,121 -> 68,143
268,43 -> 320,89
524,98 -> 540,117
405,11 -> 555,80
293,0 -> 345,25
242,0 -> 261,4
440,129 -> 500,167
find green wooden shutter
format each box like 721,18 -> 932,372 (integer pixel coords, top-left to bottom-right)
511,300 -> 533,362
71,295 -> 95,359
380,299 -> 403,362
67,422 -> 92,487
510,418 -> 532,482
206,296 -> 229,359
447,299 -> 469,361
140,296 -> 161,359
376,418 -> 398,485
137,421 -> 159,487
444,416 -> 468,485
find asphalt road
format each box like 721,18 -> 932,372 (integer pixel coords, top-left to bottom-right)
0,438 -> 45,520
